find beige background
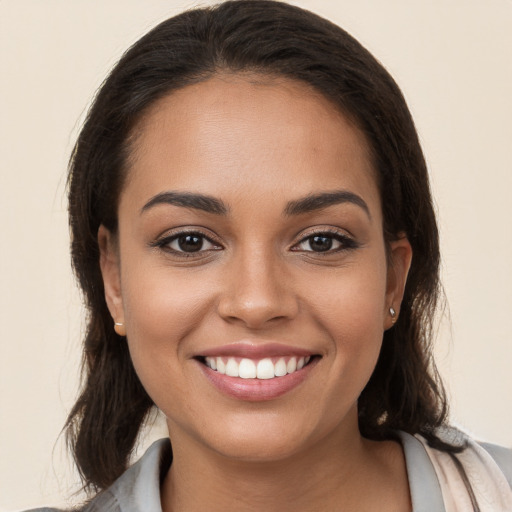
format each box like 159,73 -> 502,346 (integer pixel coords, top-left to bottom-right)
1,0 -> 511,510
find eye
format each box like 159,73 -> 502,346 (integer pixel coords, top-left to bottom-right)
154,230 -> 222,255
292,231 -> 358,253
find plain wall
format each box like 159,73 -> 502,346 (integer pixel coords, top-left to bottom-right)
1,0 -> 511,509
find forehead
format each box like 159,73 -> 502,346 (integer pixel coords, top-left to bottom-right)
124,74 -> 379,215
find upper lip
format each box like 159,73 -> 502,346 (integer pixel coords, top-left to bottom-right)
197,341 -> 316,359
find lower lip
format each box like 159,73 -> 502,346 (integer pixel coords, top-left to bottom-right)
198,358 -> 318,401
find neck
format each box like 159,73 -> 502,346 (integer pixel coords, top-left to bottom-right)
160,417 -> 410,512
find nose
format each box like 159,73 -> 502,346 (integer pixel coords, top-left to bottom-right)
216,246 -> 299,329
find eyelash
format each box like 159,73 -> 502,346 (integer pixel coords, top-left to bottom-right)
291,229 -> 359,254
151,228 -> 359,257
151,230 -> 222,258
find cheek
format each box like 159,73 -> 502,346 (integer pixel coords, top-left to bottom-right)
306,256 -> 388,335
119,263 -> 217,394
125,272 -> 208,338
304,256 -> 388,386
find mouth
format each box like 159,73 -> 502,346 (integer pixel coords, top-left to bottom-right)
197,354 -> 317,380
194,343 -> 321,401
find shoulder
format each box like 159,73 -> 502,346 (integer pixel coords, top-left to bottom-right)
418,429 -> 512,510
24,438 -> 171,512
398,429 -> 512,511
479,441 -> 512,488
82,438 -> 171,512
433,427 -> 512,488
23,509 -> 63,512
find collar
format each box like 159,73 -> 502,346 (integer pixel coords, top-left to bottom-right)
398,431 -> 446,512
84,439 -> 171,512
85,434 -> 445,512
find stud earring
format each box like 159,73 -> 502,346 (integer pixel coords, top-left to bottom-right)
114,322 -> 126,337
389,307 -> 397,324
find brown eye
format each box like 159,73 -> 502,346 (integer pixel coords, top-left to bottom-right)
308,235 -> 333,252
176,234 -> 204,252
157,231 -> 221,255
293,231 -> 358,253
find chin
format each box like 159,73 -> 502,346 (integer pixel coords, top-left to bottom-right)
171,406 -> 348,464
209,430 -> 310,463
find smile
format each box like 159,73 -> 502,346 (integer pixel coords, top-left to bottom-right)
196,343 -> 320,401
204,356 -> 312,379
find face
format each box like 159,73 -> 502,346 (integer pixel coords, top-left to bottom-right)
100,75 -> 411,462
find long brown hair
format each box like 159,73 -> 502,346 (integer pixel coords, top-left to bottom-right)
66,0 -> 453,493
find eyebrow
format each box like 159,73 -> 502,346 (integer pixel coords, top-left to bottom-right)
141,191 -> 229,215
284,190 -> 371,219
140,189 -> 370,219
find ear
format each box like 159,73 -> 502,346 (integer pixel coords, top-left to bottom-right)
384,234 -> 413,330
98,224 -> 125,327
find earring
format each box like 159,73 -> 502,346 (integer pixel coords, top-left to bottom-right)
389,307 -> 397,324
114,322 -> 126,337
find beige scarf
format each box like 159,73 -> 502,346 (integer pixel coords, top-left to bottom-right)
417,436 -> 512,512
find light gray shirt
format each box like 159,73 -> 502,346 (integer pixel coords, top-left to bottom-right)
32,433 -> 512,512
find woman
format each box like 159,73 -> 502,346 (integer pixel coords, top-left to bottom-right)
31,1 -> 512,510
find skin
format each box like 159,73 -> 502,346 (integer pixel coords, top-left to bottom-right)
99,75 -> 413,512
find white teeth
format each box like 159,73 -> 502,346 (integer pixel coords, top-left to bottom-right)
286,357 -> 297,373
239,358 -> 257,379
225,358 -> 239,377
204,355 -> 312,379
274,358 -> 287,377
216,357 -> 226,374
256,358 -> 275,379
